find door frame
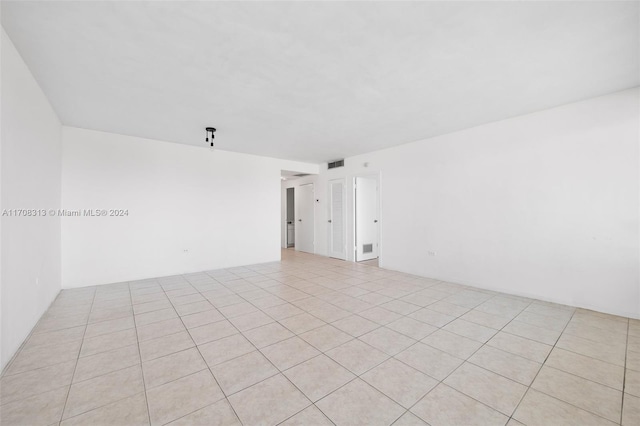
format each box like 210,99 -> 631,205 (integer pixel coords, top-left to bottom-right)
328,178 -> 347,260
295,183 -> 315,254
353,173 -> 381,262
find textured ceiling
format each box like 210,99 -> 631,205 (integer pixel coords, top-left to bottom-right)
3,1 -> 638,163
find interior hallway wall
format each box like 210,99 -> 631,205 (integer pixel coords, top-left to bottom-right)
307,88 -> 640,318
1,29 -> 62,370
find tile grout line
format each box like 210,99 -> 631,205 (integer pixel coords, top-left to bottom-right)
506,307 -> 579,425
154,275 -> 245,426
58,286 -> 97,424
128,280 -> 153,426
620,318 -> 630,425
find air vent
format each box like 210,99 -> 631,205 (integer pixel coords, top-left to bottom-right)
363,244 -> 373,254
294,173 -> 310,177
328,159 -> 345,169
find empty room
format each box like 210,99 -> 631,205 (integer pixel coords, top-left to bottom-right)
1,1 -> 639,425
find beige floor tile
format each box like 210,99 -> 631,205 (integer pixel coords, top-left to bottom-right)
280,405 -> 333,425
262,303 -> 304,320
409,308 -> 456,328
84,316 -> 135,339
24,325 -> 86,350
136,317 -> 185,342
174,300 -> 215,317
326,339 -> 388,375
139,331 -> 195,361
134,307 -> 178,327
211,351 -> 278,395
299,324 -> 353,352
63,365 -> 144,419
502,320 -> 561,345
571,311 -> 628,334
513,389 -> 617,426
260,336 -> 321,371
170,293 -> 206,306
564,321 -> 627,346
188,320 -> 237,345
332,315 -> 380,337
284,354 -> 354,401
444,362 -> 527,416
228,374 -> 311,425
628,349 -> 640,372
5,340 -> 81,375
362,358 -> 438,408
243,322 -> 294,348
392,411 -> 429,425
380,300 -> 422,315
422,329 -> 483,359
316,379 -> 405,426
228,310 -> 275,331
89,305 -> 134,324
442,318 -> 498,343
279,313 -> 326,334
308,305 -> 351,322
198,333 -> 254,367
487,331 -> 552,363
168,399 -> 240,426
461,309 -> 511,329
556,333 -> 626,366
623,393 -> 640,426
0,360 -> 75,405
468,345 -> 541,386
143,347 -> 207,389
411,384 -> 508,426
626,369 -> 640,397
545,347 -> 624,390
218,301 -> 258,318
359,306 -> 404,325
395,342 -> 464,381
79,328 -> 137,357
0,385 -> 69,426
146,370 -> 224,425
359,292 -> 394,305
73,344 -> 140,383
515,311 -> 568,331
359,327 -> 416,356
386,317 -> 437,340
531,365 -> 622,422
427,300 -> 471,317
60,392 -> 149,426
180,309 -> 224,329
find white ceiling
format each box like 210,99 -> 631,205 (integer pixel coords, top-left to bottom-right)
3,1 -> 638,163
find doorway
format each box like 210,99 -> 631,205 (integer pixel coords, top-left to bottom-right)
295,183 -> 315,254
329,178 -> 346,260
286,187 -> 295,248
354,175 -> 379,262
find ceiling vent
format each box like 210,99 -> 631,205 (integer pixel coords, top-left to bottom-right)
293,173 -> 310,177
328,159 -> 345,169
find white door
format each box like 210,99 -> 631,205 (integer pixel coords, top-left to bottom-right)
295,184 -> 314,254
329,179 -> 346,260
355,176 -> 379,261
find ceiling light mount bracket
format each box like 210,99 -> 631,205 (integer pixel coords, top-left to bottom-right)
205,127 -> 216,148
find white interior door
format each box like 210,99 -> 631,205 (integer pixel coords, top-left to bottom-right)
355,176 -> 379,261
329,179 -> 346,260
295,184 -> 314,254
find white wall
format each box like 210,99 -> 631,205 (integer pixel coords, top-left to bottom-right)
1,29 -> 62,370
303,88 -> 640,318
62,127 -> 317,288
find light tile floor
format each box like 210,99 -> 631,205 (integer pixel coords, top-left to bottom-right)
1,249 -> 639,425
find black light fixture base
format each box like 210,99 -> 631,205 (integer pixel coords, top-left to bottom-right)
205,127 -> 217,147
